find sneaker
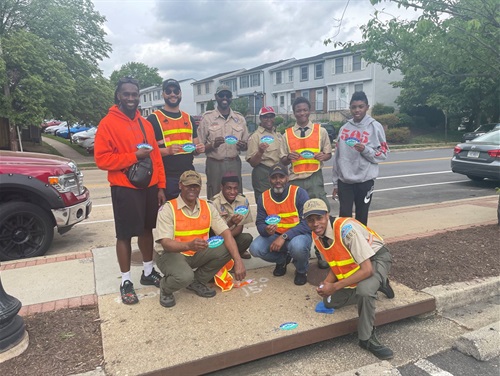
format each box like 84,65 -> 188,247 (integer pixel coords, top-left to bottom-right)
240,250 -> 252,259
315,248 -> 329,269
140,267 -> 162,288
294,272 -> 307,286
160,290 -> 176,308
273,255 -> 292,277
378,278 -> 395,299
120,280 -> 139,305
359,330 -> 394,360
187,281 -> 216,298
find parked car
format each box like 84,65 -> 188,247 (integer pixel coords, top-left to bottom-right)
56,125 -> 91,139
44,122 -> 68,135
71,127 -> 97,145
462,123 -> 500,142
0,151 -> 92,260
320,122 -> 336,143
451,129 -> 500,181
41,119 -> 62,129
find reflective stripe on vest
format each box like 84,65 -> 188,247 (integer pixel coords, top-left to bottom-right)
313,217 -> 383,288
170,199 -> 211,256
152,110 -> 193,154
214,259 -> 234,292
261,185 -> 300,234
285,123 -> 321,174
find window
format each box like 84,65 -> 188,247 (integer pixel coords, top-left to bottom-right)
149,93 -> 152,101
301,90 -> 309,100
276,71 -> 283,84
354,83 -> 363,92
335,58 -> 343,74
288,69 -> 294,82
314,63 -> 323,79
240,76 -> 249,88
143,95 -> 147,102
353,54 -> 362,71
300,65 -> 308,81
280,95 -> 285,107
205,83 -> 210,94
316,89 -> 324,111
201,103 -> 205,113
222,79 -> 237,92
157,90 -> 162,99
290,92 -> 296,103
197,85 -> 201,95
251,73 -> 260,87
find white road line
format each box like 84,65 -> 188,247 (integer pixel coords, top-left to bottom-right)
324,171 -> 453,186
374,180 -> 465,192
414,359 -> 454,376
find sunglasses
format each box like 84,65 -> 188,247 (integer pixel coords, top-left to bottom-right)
217,92 -> 232,99
165,88 -> 181,95
118,76 -> 139,85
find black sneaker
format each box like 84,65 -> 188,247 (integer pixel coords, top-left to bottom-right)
160,290 -> 176,308
359,330 -> 394,360
294,272 -> 307,286
140,267 -> 162,288
315,248 -> 329,269
187,281 -> 216,298
378,278 -> 395,299
120,280 -> 139,305
273,255 -> 292,277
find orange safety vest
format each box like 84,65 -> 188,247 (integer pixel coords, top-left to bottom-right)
261,185 -> 300,234
214,259 -> 234,292
170,199 -> 211,256
313,217 -> 384,288
285,123 -> 321,174
152,110 -> 194,154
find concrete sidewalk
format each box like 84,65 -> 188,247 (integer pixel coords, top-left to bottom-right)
42,135 -> 95,165
1,195 -> 498,375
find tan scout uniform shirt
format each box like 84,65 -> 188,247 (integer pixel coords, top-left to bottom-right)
322,219 -> 384,264
246,127 -> 282,167
280,121 -> 332,180
210,193 -> 253,229
198,108 -> 249,160
155,196 -> 228,255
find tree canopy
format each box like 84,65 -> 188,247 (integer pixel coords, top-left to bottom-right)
0,0 -> 114,145
329,0 -> 499,126
110,62 -> 163,89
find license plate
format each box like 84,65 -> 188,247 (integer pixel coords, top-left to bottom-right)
467,151 -> 480,158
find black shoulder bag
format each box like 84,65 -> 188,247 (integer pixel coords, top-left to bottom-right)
126,118 -> 153,189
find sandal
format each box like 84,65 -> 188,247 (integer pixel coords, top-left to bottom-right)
120,280 -> 139,304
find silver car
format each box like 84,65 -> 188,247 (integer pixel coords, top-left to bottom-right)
451,129 -> 500,181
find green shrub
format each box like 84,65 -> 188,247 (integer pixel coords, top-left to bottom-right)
276,121 -> 293,134
373,114 -> 400,128
371,103 -> 395,116
386,127 -> 411,144
395,113 -> 414,127
274,116 -> 284,127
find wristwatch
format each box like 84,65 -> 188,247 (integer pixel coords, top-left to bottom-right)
281,233 -> 288,240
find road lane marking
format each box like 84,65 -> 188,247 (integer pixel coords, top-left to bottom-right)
414,359 -> 453,376
380,157 -> 450,164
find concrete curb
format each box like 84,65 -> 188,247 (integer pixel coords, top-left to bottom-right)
454,321 -> 500,361
334,360 -> 394,375
422,275 -> 500,313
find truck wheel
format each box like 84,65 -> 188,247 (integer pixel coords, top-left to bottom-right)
0,202 -> 54,261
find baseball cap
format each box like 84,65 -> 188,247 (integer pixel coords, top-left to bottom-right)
259,106 -> 276,116
303,199 -> 329,218
215,84 -> 232,95
269,163 -> 288,177
162,79 -> 181,91
179,170 -> 202,186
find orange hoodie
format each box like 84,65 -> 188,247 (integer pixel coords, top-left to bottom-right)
94,105 -> 166,189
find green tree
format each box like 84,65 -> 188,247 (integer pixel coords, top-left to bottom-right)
230,97 -> 249,116
110,62 -> 163,89
206,99 -> 215,111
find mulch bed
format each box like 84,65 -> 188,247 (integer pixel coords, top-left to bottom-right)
1,224 -> 498,375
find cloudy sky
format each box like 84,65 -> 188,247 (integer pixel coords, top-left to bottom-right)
93,0 -> 417,81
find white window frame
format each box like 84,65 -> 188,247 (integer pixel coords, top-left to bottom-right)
314,63 -> 324,79
301,90 -> 310,100
300,65 -> 309,81
288,69 -> 293,82
354,83 -> 364,92
276,71 -> 283,85
251,73 -> 260,87
315,89 -> 324,111
334,57 -> 343,75
205,82 -> 210,94
240,76 -> 249,89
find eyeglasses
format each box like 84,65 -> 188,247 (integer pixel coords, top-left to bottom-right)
165,88 -> 180,95
217,92 -> 232,99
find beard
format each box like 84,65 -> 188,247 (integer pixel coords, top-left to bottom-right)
272,187 -> 284,194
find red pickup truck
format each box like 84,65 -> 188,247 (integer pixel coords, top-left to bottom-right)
0,151 -> 92,261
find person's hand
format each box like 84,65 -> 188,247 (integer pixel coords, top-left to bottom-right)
213,136 -> 225,148
189,238 -> 208,252
157,189 -> 166,206
270,235 -> 285,252
258,142 -> 269,153
316,281 -> 337,297
228,214 -> 243,227
265,224 -> 277,235
232,259 -> 247,281
353,143 -> 365,152
288,151 -> 300,161
195,143 -> 205,154
314,151 -> 327,161
332,188 -> 338,201
236,140 -> 247,151
135,148 -> 152,160
169,144 -> 181,155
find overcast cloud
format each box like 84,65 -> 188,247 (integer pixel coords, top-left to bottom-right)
93,0 -> 417,81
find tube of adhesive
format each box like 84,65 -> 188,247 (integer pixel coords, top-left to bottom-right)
234,279 -> 253,288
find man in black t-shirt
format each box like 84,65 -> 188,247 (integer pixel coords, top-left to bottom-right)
147,79 -> 205,200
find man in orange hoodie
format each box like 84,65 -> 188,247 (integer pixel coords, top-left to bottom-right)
95,77 -> 167,305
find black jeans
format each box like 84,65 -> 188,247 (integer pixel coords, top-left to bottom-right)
337,179 -> 374,225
